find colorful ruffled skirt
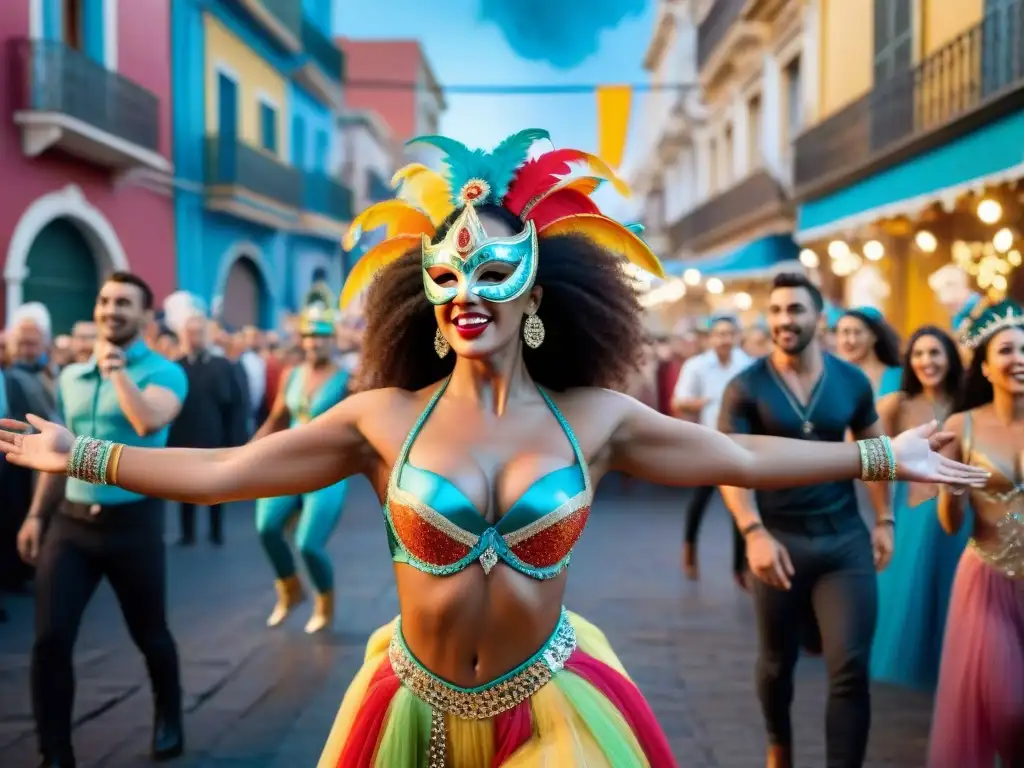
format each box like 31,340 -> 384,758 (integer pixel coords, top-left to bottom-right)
317,609 -> 677,767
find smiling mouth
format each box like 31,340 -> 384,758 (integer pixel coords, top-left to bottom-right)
453,313 -> 491,338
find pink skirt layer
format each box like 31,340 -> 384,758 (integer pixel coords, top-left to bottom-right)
927,547 -> 1024,767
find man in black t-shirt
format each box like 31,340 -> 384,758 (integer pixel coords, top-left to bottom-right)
718,273 -> 894,768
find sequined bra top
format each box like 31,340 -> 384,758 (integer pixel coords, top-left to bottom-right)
383,378 -> 592,579
963,412 -> 1023,579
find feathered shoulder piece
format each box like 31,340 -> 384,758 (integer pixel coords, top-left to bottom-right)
961,298 -> 1024,348
340,128 -> 665,308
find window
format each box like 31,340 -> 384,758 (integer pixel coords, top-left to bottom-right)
292,116 -> 306,168
707,137 -> 719,194
259,101 -> 278,154
722,124 -> 734,188
747,95 -> 763,168
783,57 -> 803,147
873,0 -> 913,83
62,0 -> 83,50
314,131 -> 329,172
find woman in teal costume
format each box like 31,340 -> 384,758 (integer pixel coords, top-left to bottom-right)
253,283 -> 350,634
871,326 -> 970,689
836,306 -> 903,396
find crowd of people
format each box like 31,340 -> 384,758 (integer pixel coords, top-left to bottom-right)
0,126 -> 1019,768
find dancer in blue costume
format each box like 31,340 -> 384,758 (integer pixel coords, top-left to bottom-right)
253,283 -> 351,634
836,306 -> 903,396
871,326 -> 970,689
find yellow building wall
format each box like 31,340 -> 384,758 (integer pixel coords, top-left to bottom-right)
921,0 -> 984,56
817,0 -> 874,118
203,14 -> 288,159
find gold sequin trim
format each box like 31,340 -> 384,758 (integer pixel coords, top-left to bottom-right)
388,482 -> 481,548
502,489 -> 590,547
388,613 -> 576,720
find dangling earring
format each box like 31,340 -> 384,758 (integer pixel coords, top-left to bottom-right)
523,312 -> 545,349
434,327 -> 450,358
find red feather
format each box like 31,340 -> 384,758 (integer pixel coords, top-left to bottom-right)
503,149 -> 587,216
525,189 -> 600,231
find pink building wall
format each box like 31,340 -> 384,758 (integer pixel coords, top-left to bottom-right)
0,0 -> 175,324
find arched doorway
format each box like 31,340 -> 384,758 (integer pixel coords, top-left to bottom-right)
311,266 -> 328,284
22,217 -> 99,335
222,256 -> 264,329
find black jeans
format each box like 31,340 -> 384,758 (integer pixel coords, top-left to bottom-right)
32,499 -> 181,761
179,502 -> 223,544
683,485 -> 747,574
752,510 -> 877,768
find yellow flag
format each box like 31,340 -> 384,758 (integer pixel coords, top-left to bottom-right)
595,85 -> 633,169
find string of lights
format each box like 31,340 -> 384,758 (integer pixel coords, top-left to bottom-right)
339,79 -> 699,94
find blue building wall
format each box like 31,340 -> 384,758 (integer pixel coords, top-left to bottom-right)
172,0 -> 346,327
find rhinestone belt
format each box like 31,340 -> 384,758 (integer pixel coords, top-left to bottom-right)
388,609 -> 577,767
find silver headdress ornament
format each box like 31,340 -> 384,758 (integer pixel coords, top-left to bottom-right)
960,299 -> 1024,349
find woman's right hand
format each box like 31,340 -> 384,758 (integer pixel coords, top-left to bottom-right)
0,415 -> 74,474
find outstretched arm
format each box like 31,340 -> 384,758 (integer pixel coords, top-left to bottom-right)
937,412 -> 969,534
607,390 -> 986,489
0,389 -> 387,506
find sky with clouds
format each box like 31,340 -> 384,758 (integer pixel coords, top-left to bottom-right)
334,0 -> 657,219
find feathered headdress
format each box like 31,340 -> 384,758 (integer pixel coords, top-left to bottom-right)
961,298 -> 1024,349
340,129 -> 665,308
299,281 -> 337,336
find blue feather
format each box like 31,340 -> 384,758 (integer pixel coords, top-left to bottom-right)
486,129 -> 549,198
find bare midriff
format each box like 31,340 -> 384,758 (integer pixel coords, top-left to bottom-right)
394,562 -> 567,687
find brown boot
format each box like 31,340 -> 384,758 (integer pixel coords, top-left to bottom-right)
267,576 -> 305,628
682,542 -> 699,580
766,744 -> 793,768
304,592 -> 334,634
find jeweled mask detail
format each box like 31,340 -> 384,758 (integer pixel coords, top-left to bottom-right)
421,204 -> 538,306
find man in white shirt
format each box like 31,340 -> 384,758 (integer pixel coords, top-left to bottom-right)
672,314 -> 752,584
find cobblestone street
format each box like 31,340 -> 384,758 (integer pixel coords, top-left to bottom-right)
0,480 -> 933,767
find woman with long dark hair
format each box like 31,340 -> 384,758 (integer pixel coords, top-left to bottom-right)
0,130 -> 985,768
836,307 -> 903,396
870,326 -> 969,690
928,300 -> 1024,766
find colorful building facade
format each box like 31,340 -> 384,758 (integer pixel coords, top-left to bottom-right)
793,0 -> 1024,333
171,0 -> 351,329
0,0 -> 175,332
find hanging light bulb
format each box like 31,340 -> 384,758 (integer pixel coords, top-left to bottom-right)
799,249 -> 820,268
993,227 -> 1014,253
977,198 -> 1003,224
827,240 -> 850,259
734,291 -> 753,310
863,240 -> 885,261
706,277 -> 724,295
915,230 -> 938,253
683,268 -> 702,286
1008,249 -> 1022,267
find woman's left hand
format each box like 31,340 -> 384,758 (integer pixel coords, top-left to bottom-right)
890,421 -> 989,487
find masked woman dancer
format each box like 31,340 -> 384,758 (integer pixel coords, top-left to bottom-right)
928,299 -> 1024,767
871,326 -> 969,689
252,283 -> 351,634
0,130 -> 986,768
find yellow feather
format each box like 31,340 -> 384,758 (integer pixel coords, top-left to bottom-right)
539,214 -> 665,279
340,235 -> 422,309
572,152 -> 631,197
342,200 -> 435,251
391,163 -> 454,226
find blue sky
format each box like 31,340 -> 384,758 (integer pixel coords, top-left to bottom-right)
334,0 -> 657,218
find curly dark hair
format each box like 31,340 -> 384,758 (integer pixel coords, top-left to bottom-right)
842,309 -> 903,368
899,325 -> 963,401
958,337 -> 995,413
358,203 -> 646,392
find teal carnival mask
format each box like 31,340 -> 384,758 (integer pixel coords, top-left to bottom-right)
421,204 -> 538,306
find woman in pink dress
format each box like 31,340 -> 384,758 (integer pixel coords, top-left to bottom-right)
930,299 -> 1024,767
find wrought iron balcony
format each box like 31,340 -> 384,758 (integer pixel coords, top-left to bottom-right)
204,136 -> 301,227
232,0 -> 302,52
302,172 -> 353,222
668,170 -> 791,254
794,0 -> 1024,199
697,0 -> 747,71
7,38 -> 167,172
295,17 -> 344,107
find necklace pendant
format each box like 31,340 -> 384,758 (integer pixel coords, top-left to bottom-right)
479,547 -> 498,575
802,421 -> 814,435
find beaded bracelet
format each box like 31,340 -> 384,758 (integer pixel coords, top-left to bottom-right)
857,436 -> 897,482
66,436 -> 122,485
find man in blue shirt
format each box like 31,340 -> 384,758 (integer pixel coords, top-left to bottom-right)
17,273 -> 188,768
718,273 -> 893,768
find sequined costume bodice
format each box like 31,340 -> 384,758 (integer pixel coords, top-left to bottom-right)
285,366 -> 349,426
384,378 -> 592,579
963,412 -> 1024,578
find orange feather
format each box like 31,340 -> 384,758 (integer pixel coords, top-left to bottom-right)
539,214 -> 665,279
340,235 -> 422,309
343,200 -> 435,251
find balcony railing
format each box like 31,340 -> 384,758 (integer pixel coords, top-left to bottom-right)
205,137 -> 301,209
302,172 -> 353,221
7,38 -> 160,153
794,0 -> 1024,197
697,0 -> 746,71
302,18 -> 344,82
668,170 -> 790,253
259,0 -> 302,41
